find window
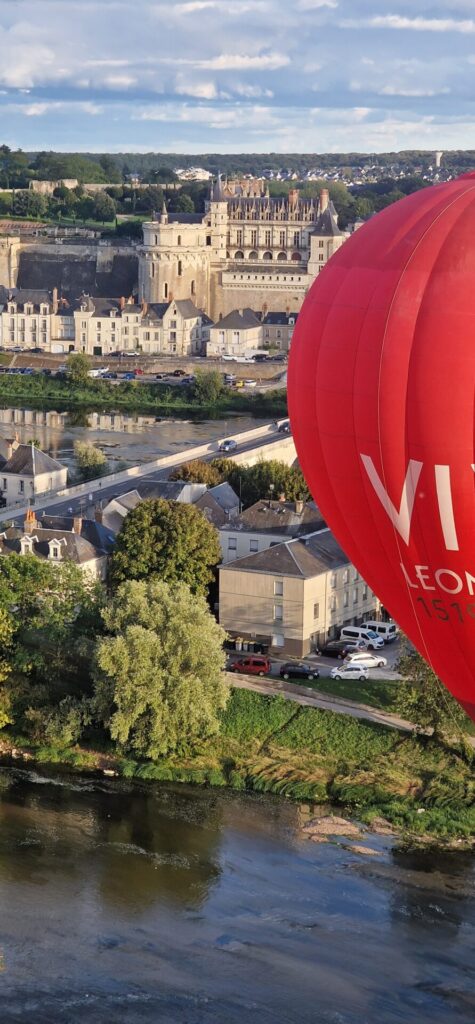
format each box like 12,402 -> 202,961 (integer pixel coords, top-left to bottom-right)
48,477 -> 53,490
273,604 -> 283,622
313,602 -> 319,619
228,537 -> 237,551
144,331 -> 150,341
219,331 -> 225,344
274,580 -> 283,596
251,229 -> 257,247
353,569 -> 359,581
273,633 -> 285,648
362,585 -> 368,601
233,331 -> 240,343
250,539 -> 258,552
164,283 -> 168,299
170,320 -> 177,328
191,280 -> 195,295
330,572 -> 337,588
52,546 -> 59,559
81,321 -> 87,329
170,331 -> 176,342
236,230 -> 243,246
41,319 -> 47,329
353,587 -> 359,604
319,240 -> 324,248
330,595 -> 337,612
178,260 -> 182,276
343,568 -> 349,584
177,235 -> 181,246
19,480 -> 24,494
2,478 -> 6,490
265,230 -> 271,247
343,592 -> 349,608
279,230 -> 285,247
293,231 -> 300,246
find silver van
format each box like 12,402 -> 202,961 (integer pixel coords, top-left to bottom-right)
364,621 -> 398,644
340,626 -> 384,650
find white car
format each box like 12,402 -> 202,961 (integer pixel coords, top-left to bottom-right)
331,664 -> 369,681
345,652 -> 387,669
243,379 -> 257,388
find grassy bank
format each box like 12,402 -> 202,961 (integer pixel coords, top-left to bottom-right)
0,374 -> 287,418
2,690 -> 473,845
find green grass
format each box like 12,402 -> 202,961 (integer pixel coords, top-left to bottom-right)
4,689 -> 473,843
314,677 -> 403,711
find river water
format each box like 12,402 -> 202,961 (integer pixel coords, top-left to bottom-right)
0,766 -> 473,1023
0,406 -> 267,469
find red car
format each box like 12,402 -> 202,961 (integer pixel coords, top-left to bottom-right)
133,367 -> 144,375
229,655 -> 271,677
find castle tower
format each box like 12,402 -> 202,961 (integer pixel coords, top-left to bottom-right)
209,175 -> 228,260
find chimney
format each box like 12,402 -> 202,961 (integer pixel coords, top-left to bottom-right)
52,287 -> 58,314
288,188 -> 299,209
319,188 -> 329,213
119,296 -> 126,310
24,507 -> 37,535
238,308 -> 244,316
295,499 -> 304,515
72,515 -> 82,535
141,299 -> 148,316
94,507 -> 103,524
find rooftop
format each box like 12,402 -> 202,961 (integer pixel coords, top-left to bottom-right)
221,499 -> 325,537
0,444 -> 65,477
220,529 -> 348,578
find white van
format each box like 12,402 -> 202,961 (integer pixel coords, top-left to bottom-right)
363,621 -> 398,644
340,626 -> 384,650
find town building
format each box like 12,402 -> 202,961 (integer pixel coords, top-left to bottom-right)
139,183 -> 347,320
0,509 -> 113,579
262,310 -> 298,352
100,480 -> 239,534
207,307 -> 262,359
0,442 -> 67,504
218,528 -> 379,656
219,499 -> 325,563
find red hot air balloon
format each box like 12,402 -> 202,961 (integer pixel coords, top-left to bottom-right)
288,173 -> 475,722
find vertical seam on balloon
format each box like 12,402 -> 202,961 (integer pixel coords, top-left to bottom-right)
375,184 -> 475,675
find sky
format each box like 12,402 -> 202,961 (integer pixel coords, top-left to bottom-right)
0,0 -> 475,154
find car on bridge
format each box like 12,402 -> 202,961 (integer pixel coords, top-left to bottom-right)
219,439 -> 238,452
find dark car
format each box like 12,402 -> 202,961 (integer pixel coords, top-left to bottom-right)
173,368 -> 187,377
320,639 -> 366,660
155,372 -> 168,380
42,368 -> 52,376
279,662 -> 319,681
278,420 -> 291,434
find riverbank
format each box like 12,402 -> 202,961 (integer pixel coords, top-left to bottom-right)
1,690 -> 473,848
0,374 -> 288,418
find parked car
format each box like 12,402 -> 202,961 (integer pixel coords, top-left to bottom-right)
330,664 -> 369,681
230,655 -> 271,677
122,371 -> 135,380
345,652 -> 388,669
278,420 -> 291,433
155,373 -> 168,380
243,379 -> 257,388
133,367 -> 144,375
219,438 -> 238,452
180,375 -> 196,385
279,662 -> 319,681
42,368 -> 52,376
320,639 -> 366,659
362,620 -> 398,643
340,627 -> 385,650
173,368 -> 187,377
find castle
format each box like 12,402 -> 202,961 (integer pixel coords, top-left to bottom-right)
139,180 -> 347,321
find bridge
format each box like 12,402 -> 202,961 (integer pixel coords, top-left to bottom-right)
0,421 -> 296,524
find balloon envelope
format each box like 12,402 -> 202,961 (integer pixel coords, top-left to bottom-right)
288,173 -> 475,722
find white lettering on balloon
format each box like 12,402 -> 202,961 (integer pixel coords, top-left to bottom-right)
400,563 -> 475,596
361,456 -> 475,552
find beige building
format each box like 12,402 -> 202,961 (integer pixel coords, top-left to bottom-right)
219,528 -> 379,656
139,183 -> 347,320
262,311 -> 298,352
219,499 -> 325,563
207,307 -> 262,359
0,442 -> 67,504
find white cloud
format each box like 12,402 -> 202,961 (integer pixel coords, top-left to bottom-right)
20,100 -> 102,116
175,78 -> 218,99
233,83 -> 274,98
342,15 -> 475,34
103,75 -> 137,89
380,85 -> 451,97
201,52 -> 290,71
298,0 -> 337,9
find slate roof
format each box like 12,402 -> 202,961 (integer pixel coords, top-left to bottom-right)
1,444 -> 65,477
0,287 -> 52,311
37,514 -> 116,553
207,482 -> 240,512
220,529 -> 348,578
0,528 -> 103,565
173,299 -> 204,319
263,311 -> 299,326
311,206 -> 343,237
220,500 -> 325,537
214,307 -> 261,330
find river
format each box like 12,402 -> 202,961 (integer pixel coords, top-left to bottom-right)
0,406 -> 268,469
0,766 -> 473,1023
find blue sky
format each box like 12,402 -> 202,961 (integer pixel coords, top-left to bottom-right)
1,0 -> 475,153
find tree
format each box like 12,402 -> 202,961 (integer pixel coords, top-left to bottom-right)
99,155 -> 121,183
170,459 -> 222,487
397,644 -> 471,742
92,192 -> 116,223
108,499 -> 221,594
93,579 -> 228,758
174,192 -> 195,213
67,351 -> 91,385
74,440 -> 108,481
210,458 -> 310,509
191,370 -> 225,405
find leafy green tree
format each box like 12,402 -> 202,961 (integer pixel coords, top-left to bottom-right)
210,458 -> 310,509
74,440 -> 108,481
170,459 -> 222,486
67,351 -> 91,384
99,155 -> 121,183
191,370 -> 225,405
93,192 -> 116,223
93,579 -> 228,758
397,644 -> 471,742
174,192 -> 195,213
25,695 -> 90,746
108,499 -> 221,594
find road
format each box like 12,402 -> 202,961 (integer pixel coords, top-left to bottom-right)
0,421 -> 287,522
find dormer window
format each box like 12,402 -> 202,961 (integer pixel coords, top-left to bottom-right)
8,303 -> 15,314
40,305 -> 48,315
110,309 -> 116,318
20,535 -> 35,556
